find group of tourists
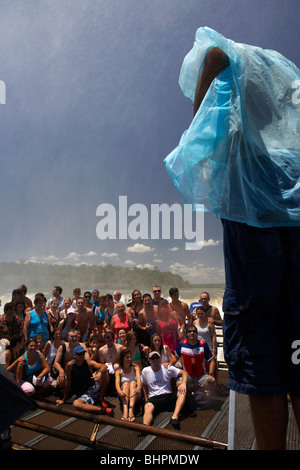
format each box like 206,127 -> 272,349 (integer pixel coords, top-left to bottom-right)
0,283 -> 223,427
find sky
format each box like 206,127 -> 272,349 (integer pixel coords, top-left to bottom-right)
0,0 -> 299,284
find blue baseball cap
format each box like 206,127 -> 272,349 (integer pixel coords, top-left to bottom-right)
73,345 -> 85,354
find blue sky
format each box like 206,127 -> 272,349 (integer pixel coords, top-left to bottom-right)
0,0 -> 299,284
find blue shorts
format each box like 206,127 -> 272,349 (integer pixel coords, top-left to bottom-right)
222,219 -> 300,396
78,383 -> 100,405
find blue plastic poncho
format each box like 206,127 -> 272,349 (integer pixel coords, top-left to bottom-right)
164,27 -> 300,227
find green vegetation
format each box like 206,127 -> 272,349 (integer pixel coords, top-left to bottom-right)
0,261 -> 191,296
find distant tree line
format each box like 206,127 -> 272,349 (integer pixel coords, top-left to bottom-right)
0,262 -> 191,296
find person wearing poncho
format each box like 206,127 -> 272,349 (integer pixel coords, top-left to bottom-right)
165,27 -> 300,449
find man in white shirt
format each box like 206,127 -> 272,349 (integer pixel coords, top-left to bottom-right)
141,351 -> 188,429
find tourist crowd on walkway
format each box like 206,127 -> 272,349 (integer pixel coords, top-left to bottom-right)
0,283 -> 223,427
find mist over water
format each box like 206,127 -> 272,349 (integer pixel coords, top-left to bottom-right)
0,284 -> 225,316
179,285 -> 225,314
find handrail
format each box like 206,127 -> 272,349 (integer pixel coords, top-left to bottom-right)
14,419 -> 100,450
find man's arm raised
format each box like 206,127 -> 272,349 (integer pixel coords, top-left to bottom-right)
193,47 -> 229,117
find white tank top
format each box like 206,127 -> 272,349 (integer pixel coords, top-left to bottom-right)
161,345 -> 169,363
120,365 -> 137,384
195,322 -> 213,351
46,341 -> 58,366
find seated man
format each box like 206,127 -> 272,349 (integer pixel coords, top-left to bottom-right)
56,345 -> 112,415
142,351 -> 188,429
53,328 -> 89,389
175,324 -> 216,412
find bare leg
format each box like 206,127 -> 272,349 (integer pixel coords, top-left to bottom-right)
143,402 -> 154,426
172,391 -> 186,421
128,381 -> 139,421
249,394 -> 288,450
98,369 -> 110,402
72,398 -> 105,414
120,382 -> 130,420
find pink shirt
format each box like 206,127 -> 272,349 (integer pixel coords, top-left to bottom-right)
157,318 -> 179,354
113,313 -> 130,341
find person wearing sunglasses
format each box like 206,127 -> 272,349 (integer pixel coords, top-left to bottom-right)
151,286 -> 168,306
142,350 -> 188,429
175,325 -> 216,413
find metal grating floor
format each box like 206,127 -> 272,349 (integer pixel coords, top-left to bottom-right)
10,369 -> 300,451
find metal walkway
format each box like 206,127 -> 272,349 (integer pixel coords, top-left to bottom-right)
10,370 -> 230,451
11,387 -> 300,451
8,330 -> 300,452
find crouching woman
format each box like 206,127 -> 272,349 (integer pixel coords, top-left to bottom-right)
16,338 -> 52,398
115,349 -> 142,422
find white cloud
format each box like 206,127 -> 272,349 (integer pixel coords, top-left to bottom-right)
169,262 -> 193,274
63,251 -> 98,261
74,262 -> 93,266
43,255 -> 60,261
202,239 -> 222,247
64,252 -> 80,260
85,251 -> 97,257
169,261 -> 224,283
64,251 -> 98,259
101,252 -> 119,258
136,263 -> 155,269
127,243 -> 155,254
185,239 -> 222,251
24,250 -> 99,265
169,247 -> 179,251
124,260 -> 135,266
